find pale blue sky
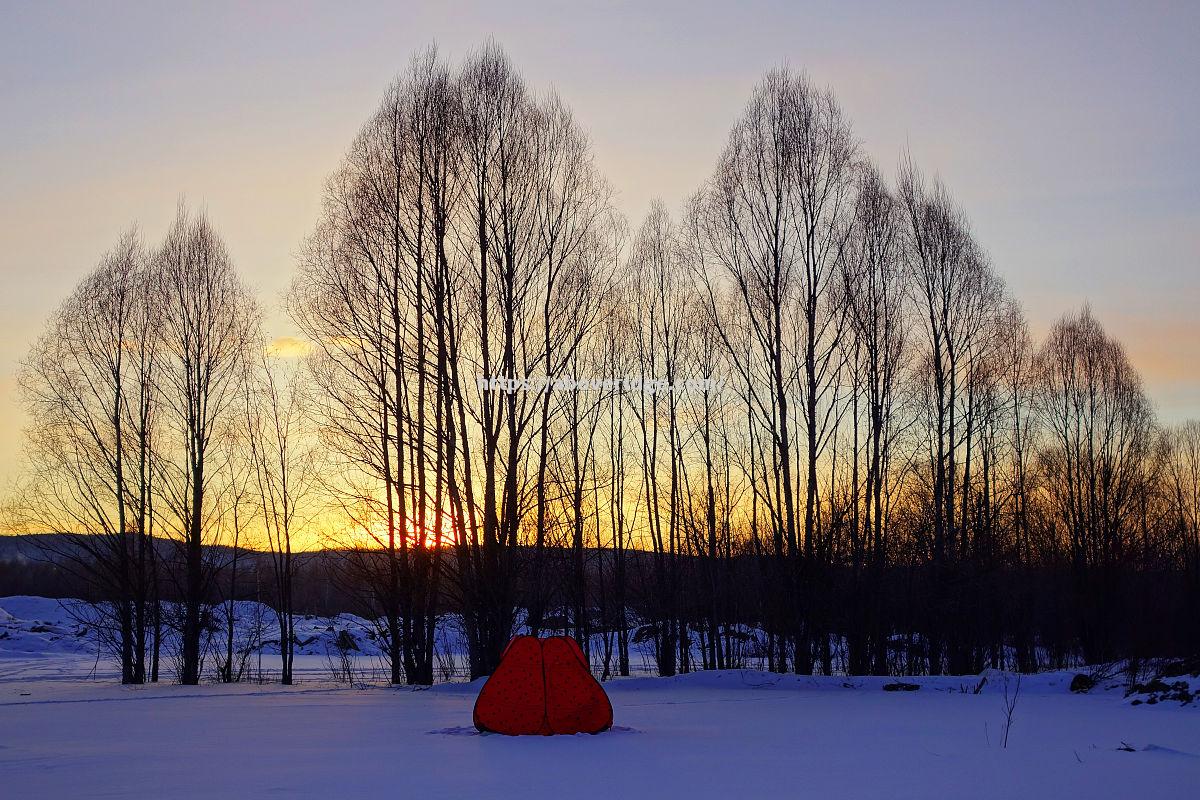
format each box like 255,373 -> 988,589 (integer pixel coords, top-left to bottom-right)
1,0 -> 1197,491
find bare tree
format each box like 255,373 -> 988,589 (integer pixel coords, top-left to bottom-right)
449,43 -> 619,676
1033,306 -> 1155,662
216,438 -> 255,683
1000,671 -> 1022,748
245,355 -> 319,684
14,229 -> 160,684
524,92 -> 619,637
154,204 -> 259,685
290,47 -> 462,684
625,202 -> 708,675
898,159 -> 1006,674
1163,421 -> 1200,655
693,67 -> 857,672
840,164 -> 910,675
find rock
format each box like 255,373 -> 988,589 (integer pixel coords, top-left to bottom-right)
1069,673 -> 1095,693
1127,677 -> 1194,706
882,681 -> 920,692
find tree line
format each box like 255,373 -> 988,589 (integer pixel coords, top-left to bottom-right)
9,44 -> 1199,684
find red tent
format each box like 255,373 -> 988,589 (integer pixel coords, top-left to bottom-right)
473,635 -> 613,735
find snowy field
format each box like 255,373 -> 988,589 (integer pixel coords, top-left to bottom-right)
3,597 -> 1198,799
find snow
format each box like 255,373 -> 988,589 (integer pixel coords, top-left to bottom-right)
2,597 -> 1198,799
0,595 -> 402,681
0,596 -> 94,657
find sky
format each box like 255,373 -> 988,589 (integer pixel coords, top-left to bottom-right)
1,0 -> 1197,504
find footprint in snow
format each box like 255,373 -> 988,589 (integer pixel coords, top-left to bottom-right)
427,726 -> 482,736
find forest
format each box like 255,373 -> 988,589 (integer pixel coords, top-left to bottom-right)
8,43 -> 1200,687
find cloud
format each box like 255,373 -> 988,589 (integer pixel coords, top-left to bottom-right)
266,336 -> 311,359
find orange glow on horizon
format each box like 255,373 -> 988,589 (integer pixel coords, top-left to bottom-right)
341,510 -> 460,552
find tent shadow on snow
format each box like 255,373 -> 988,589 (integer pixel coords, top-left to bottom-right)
428,725 -> 639,737
471,636 -> 614,736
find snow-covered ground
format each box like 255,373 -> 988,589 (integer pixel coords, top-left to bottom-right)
3,597 -> 1198,799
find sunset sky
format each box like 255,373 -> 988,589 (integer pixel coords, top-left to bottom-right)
1,0 -> 1197,504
